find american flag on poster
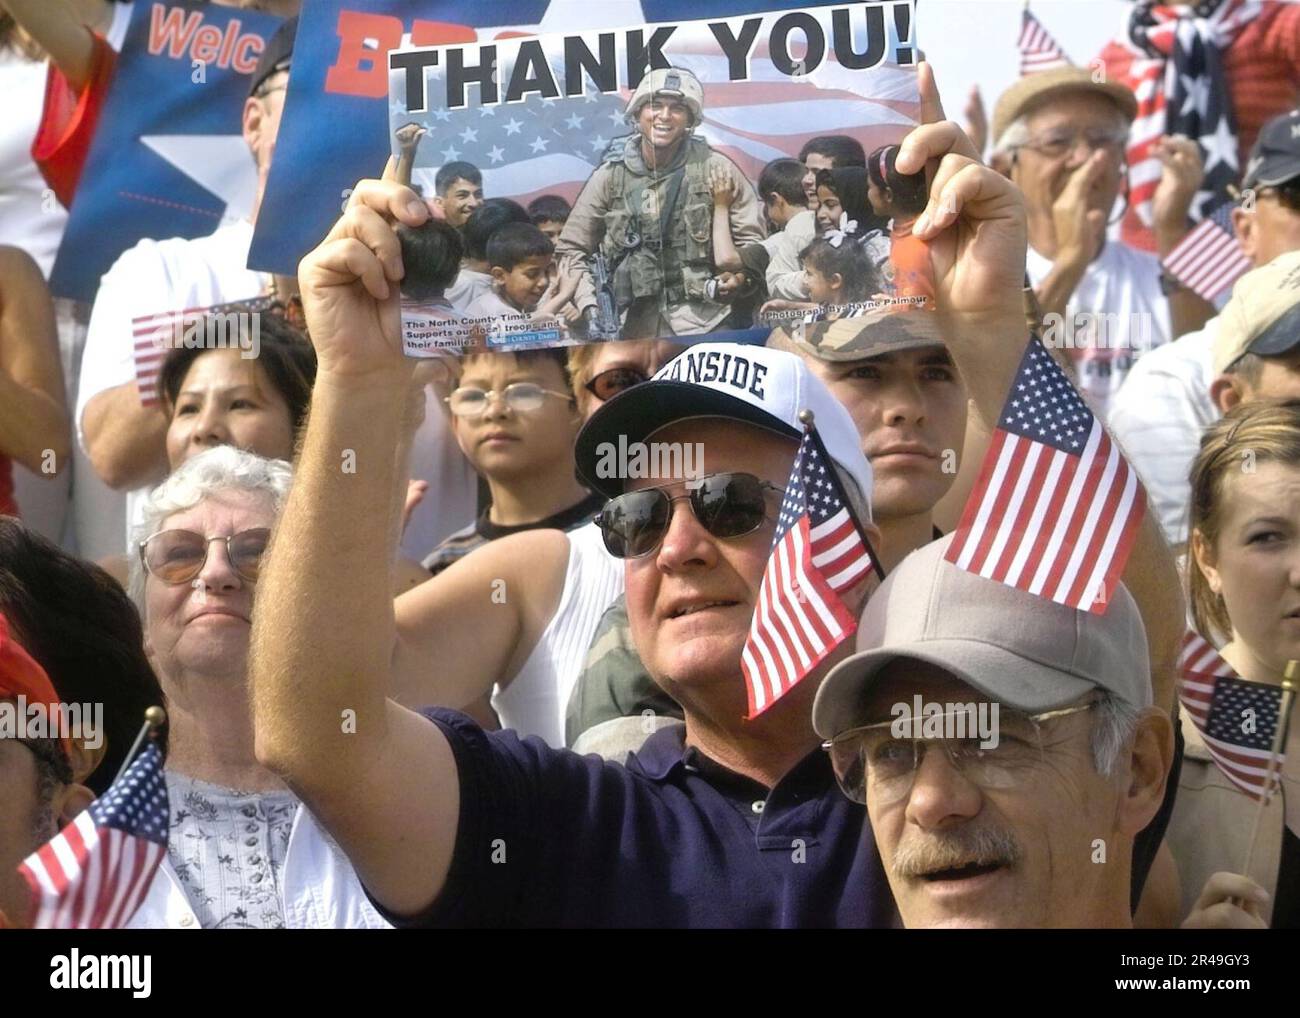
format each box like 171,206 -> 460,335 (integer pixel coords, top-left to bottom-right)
132,307 -> 202,407
1162,200 -> 1251,303
742,426 -> 875,718
1018,8 -> 1070,74
1179,631 -> 1290,801
944,338 -> 1145,614
19,742 -> 168,929
392,8 -> 919,207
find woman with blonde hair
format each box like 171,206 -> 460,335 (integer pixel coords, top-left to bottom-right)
1168,398 -> 1300,928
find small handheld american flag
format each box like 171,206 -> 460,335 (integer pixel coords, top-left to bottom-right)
1162,201 -> 1251,304
1018,6 -> 1070,75
944,337 -> 1146,614
742,415 -> 878,719
19,739 -> 168,929
1179,631 -> 1291,802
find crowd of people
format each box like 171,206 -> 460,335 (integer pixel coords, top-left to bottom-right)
1,0 -> 1300,931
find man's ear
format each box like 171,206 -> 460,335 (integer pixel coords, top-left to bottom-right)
66,739 -> 108,787
55,781 -> 96,826
1210,373 -> 1245,413
830,272 -> 844,292
242,96 -> 265,157
490,266 -> 508,285
1116,709 -> 1173,838
1230,207 -> 1256,262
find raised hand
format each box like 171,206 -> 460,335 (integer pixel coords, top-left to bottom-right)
895,63 -> 1028,342
1182,871 -> 1269,929
297,179 -> 430,383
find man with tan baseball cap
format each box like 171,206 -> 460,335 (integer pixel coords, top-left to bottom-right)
767,313 -> 967,571
991,67 -> 1210,419
1210,250 -> 1300,410
813,535 -> 1174,928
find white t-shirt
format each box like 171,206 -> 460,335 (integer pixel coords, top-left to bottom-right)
1025,241 -> 1172,421
76,219 -> 267,544
491,522 -> 624,747
763,208 -> 816,300
1109,317 -> 1219,547
0,51 -> 68,277
75,218 -> 476,557
446,268 -> 493,312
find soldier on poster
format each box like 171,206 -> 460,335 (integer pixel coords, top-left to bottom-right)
556,66 -> 766,340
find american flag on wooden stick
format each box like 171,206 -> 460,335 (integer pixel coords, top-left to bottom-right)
1162,200 -> 1251,303
1018,7 -> 1070,74
944,338 -> 1145,613
742,422 -> 876,718
1178,630 -> 1290,801
19,742 -> 167,928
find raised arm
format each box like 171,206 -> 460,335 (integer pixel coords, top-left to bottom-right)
897,64 -> 1184,714
1,0 -> 109,91
0,247 -> 69,474
250,180 -> 461,918
392,527 -> 571,709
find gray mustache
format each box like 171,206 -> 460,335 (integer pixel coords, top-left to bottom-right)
892,823 -> 1022,879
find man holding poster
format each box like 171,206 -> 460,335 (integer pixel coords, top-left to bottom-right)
556,66 -> 765,339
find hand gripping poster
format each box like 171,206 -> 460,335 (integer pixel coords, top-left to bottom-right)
385,0 -> 930,356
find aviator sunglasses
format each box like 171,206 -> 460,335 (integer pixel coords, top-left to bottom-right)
139,528 -> 271,585
595,472 -> 784,559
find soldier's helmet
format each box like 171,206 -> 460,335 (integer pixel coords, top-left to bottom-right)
625,67 -> 705,125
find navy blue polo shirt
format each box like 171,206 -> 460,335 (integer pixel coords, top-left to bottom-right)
372,709 -> 897,928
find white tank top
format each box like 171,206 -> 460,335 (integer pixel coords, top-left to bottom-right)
490,522 -> 624,747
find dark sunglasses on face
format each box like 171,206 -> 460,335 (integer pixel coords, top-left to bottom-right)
139,528 -> 271,586
584,366 -> 650,402
595,472 -> 785,559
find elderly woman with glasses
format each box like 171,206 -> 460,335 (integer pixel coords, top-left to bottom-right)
126,445 -> 386,929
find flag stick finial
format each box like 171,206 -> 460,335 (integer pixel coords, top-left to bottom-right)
110,707 -> 168,788
798,408 -> 815,428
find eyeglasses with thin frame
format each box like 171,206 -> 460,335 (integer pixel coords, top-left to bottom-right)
445,382 -> 572,418
139,528 -> 271,586
595,471 -> 785,559
822,700 -> 1098,806
1017,127 -> 1128,160
584,366 -> 650,402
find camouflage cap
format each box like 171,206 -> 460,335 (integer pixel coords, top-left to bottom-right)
774,309 -> 946,363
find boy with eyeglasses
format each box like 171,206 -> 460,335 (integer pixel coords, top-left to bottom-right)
423,348 -> 602,577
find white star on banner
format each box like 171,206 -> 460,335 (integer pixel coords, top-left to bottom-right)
441,145 -> 462,161
138,135 -> 256,223
530,136 -> 550,153
1200,118 -> 1239,174
488,145 -> 505,163
460,126 -> 479,143
503,118 -> 523,135
565,113 -> 584,130
1179,74 -> 1210,117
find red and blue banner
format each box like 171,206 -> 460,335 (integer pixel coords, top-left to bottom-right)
50,0 -> 283,301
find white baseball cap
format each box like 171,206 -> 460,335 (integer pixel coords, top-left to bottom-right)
574,342 -> 873,513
